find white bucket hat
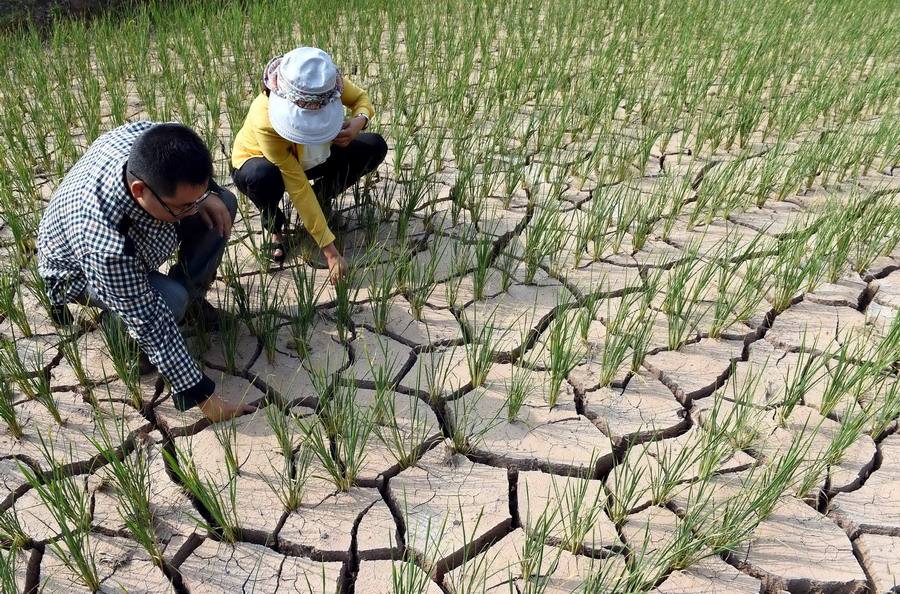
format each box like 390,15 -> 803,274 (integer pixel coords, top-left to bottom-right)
264,47 -> 345,145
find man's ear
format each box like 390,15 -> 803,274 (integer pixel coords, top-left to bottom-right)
129,179 -> 145,200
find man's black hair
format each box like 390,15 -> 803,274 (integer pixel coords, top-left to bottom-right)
126,123 -> 212,198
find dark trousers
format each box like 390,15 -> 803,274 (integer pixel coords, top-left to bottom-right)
231,132 -> 388,235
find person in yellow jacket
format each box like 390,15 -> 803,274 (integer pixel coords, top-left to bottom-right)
231,47 -> 387,280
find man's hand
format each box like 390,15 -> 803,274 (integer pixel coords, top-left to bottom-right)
322,242 -> 348,285
199,394 -> 256,422
332,116 -> 367,148
198,194 -> 233,238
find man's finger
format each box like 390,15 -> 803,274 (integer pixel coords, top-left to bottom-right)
199,208 -> 214,229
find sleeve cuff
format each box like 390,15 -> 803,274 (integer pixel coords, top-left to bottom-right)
172,373 -> 216,411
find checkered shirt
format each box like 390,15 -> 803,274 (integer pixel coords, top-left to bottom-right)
37,121 -> 206,396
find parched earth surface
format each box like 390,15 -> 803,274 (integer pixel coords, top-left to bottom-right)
3,182 -> 899,594
1,112 -> 899,593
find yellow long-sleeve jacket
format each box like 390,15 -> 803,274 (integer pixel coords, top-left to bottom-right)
231,79 -> 374,248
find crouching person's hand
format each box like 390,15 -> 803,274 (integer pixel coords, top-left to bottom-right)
199,394 -> 257,422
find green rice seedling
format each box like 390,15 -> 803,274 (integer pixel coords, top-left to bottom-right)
550,466 -> 607,554
290,265 -> 320,358
663,250 -> 715,350
849,196 -> 900,275
776,337 -> 828,427
87,408 -> 162,566
497,247 -> 520,293
302,380 -> 372,492
606,449 -> 650,525
505,362 -> 533,423
0,381 -> 23,440
216,287 -> 241,373
100,314 -> 143,408
519,502 -> 563,593
463,315 -> 496,389
266,441 -> 313,513
213,417 -> 241,478
333,259 -> 360,343
647,437 -> 702,506
822,401 -> 871,469
19,435 -> 98,591
720,365 -> 766,451
406,244 -> 443,321
373,391 -> 431,470
0,272 -> 32,338
522,201 -> 564,283
694,401 -> 738,481
0,507 -> 28,550
866,376 -> 900,439
546,310 -> 585,408
769,231 -> 816,313
448,390 -> 501,455
368,262 -> 397,334
251,272 -> 286,364
163,435 -> 241,543
708,253 -> 768,339
577,291 -> 603,343
471,233 -> 494,301
0,339 -> 61,425
364,341 -> 401,402
596,292 -> 642,388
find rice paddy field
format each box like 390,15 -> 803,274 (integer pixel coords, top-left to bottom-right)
1,0 -> 899,591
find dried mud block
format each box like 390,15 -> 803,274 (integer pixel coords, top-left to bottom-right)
872,269 -> 900,309
756,406 -> 877,493
444,528 -> 626,594
352,388 -> 440,483
251,323 -> 347,399
344,328 -> 409,385
866,302 -> 898,338
0,393 -> 146,470
854,533 -> 900,593
200,320 -> 259,372
355,560 -> 442,593
517,470 -> 620,553
355,497 -> 400,558
729,201 -> 809,237
279,486 -> 389,558
354,295 -> 461,347
177,539 -> 341,593
398,347 -> 470,398
830,435 -> 900,537
642,338 -> 744,404
91,443 -> 200,548
765,301 -> 869,354
666,218 -> 773,255
0,457 -> 27,502
584,371 -> 687,445
449,366 -> 613,474
389,446 -> 511,562
171,406 -> 311,534
551,258 -> 641,299
805,273 -> 869,308
654,555 -> 763,594
731,496 -> 867,593
40,534 -> 172,593
462,282 -> 567,354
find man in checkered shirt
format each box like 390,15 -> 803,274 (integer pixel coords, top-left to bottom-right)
38,121 -> 256,422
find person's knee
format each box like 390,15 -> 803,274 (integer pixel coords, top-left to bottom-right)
150,274 -> 190,322
217,187 -> 238,221
366,133 -> 388,166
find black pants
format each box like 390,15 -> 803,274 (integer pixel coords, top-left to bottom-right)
232,132 -> 388,235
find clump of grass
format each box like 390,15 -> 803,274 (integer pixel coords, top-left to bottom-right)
776,336 -> 828,427
263,404 -> 313,512
100,314 -> 143,409
464,316 -> 496,389
0,506 -> 29,550
0,272 -> 32,338
0,381 -> 23,440
545,308 -> 584,408
290,265 -> 320,358
87,409 -> 162,566
163,435 -> 241,543
505,363 -> 533,423
448,391 -> 500,455
522,201 -> 564,283
663,248 -> 715,350
333,259 -> 360,343
367,262 -> 397,334
301,374 -> 371,492
0,339 -> 61,425
19,435 -> 98,591
373,391 -> 431,470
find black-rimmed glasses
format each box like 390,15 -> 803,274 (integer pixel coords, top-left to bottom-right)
128,171 -> 215,218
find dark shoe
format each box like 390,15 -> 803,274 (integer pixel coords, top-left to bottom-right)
138,351 -> 157,375
185,299 -> 223,331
